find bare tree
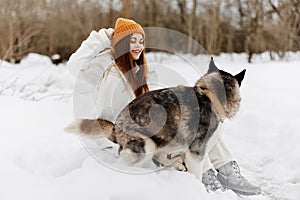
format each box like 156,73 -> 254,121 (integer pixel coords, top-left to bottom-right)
0,0 -> 299,63
1,0 -> 45,62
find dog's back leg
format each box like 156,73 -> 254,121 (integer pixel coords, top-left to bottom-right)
123,137 -> 157,167
137,137 -> 157,167
184,150 -> 204,181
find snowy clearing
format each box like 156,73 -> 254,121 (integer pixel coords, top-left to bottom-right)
0,52 -> 299,200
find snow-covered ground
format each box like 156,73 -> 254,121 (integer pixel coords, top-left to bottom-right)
0,52 -> 299,200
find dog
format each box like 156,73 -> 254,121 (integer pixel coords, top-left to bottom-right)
65,57 -> 246,180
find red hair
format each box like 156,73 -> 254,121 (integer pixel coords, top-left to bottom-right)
112,35 -> 149,97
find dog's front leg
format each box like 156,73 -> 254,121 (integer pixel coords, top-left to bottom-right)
130,137 -> 157,167
184,150 -> 204,181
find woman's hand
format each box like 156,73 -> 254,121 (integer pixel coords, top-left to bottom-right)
104,28 -> 114,40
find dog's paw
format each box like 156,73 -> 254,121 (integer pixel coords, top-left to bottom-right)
168,156 -> 187,171
172,162 -> 187,171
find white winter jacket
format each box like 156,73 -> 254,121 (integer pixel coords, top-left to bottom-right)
67,29 -> 137,122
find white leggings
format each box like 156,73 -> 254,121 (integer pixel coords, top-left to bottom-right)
202,136 -> 235,172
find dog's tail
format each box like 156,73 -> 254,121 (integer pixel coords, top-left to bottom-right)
64,118 -> 116,142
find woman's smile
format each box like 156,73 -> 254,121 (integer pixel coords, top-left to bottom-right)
130,33 -> 144,60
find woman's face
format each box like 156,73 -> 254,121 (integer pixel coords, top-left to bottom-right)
129,33 -> 144,60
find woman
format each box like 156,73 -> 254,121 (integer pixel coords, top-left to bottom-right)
68,18 -> 148,123
67,18 -> 261,195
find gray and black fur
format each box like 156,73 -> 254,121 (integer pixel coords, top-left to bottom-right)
65,58 -> 246,177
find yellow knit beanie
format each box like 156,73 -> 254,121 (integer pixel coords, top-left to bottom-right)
112,18 -> 145,46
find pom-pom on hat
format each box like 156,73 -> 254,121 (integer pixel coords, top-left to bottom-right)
112,18 -> 145,46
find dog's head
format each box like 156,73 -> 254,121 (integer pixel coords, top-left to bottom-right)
195,57 -> 246,118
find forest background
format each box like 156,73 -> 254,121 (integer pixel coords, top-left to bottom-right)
1,0 -> 299,63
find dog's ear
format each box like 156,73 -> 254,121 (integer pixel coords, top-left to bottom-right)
208,57 -> 219,74
234,69 -> 246,86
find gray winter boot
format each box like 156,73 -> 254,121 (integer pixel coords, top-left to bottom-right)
202,168 -> 224,192
216,161 -> 262,196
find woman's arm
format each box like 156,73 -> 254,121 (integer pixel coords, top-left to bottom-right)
67,28 -> 113,78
